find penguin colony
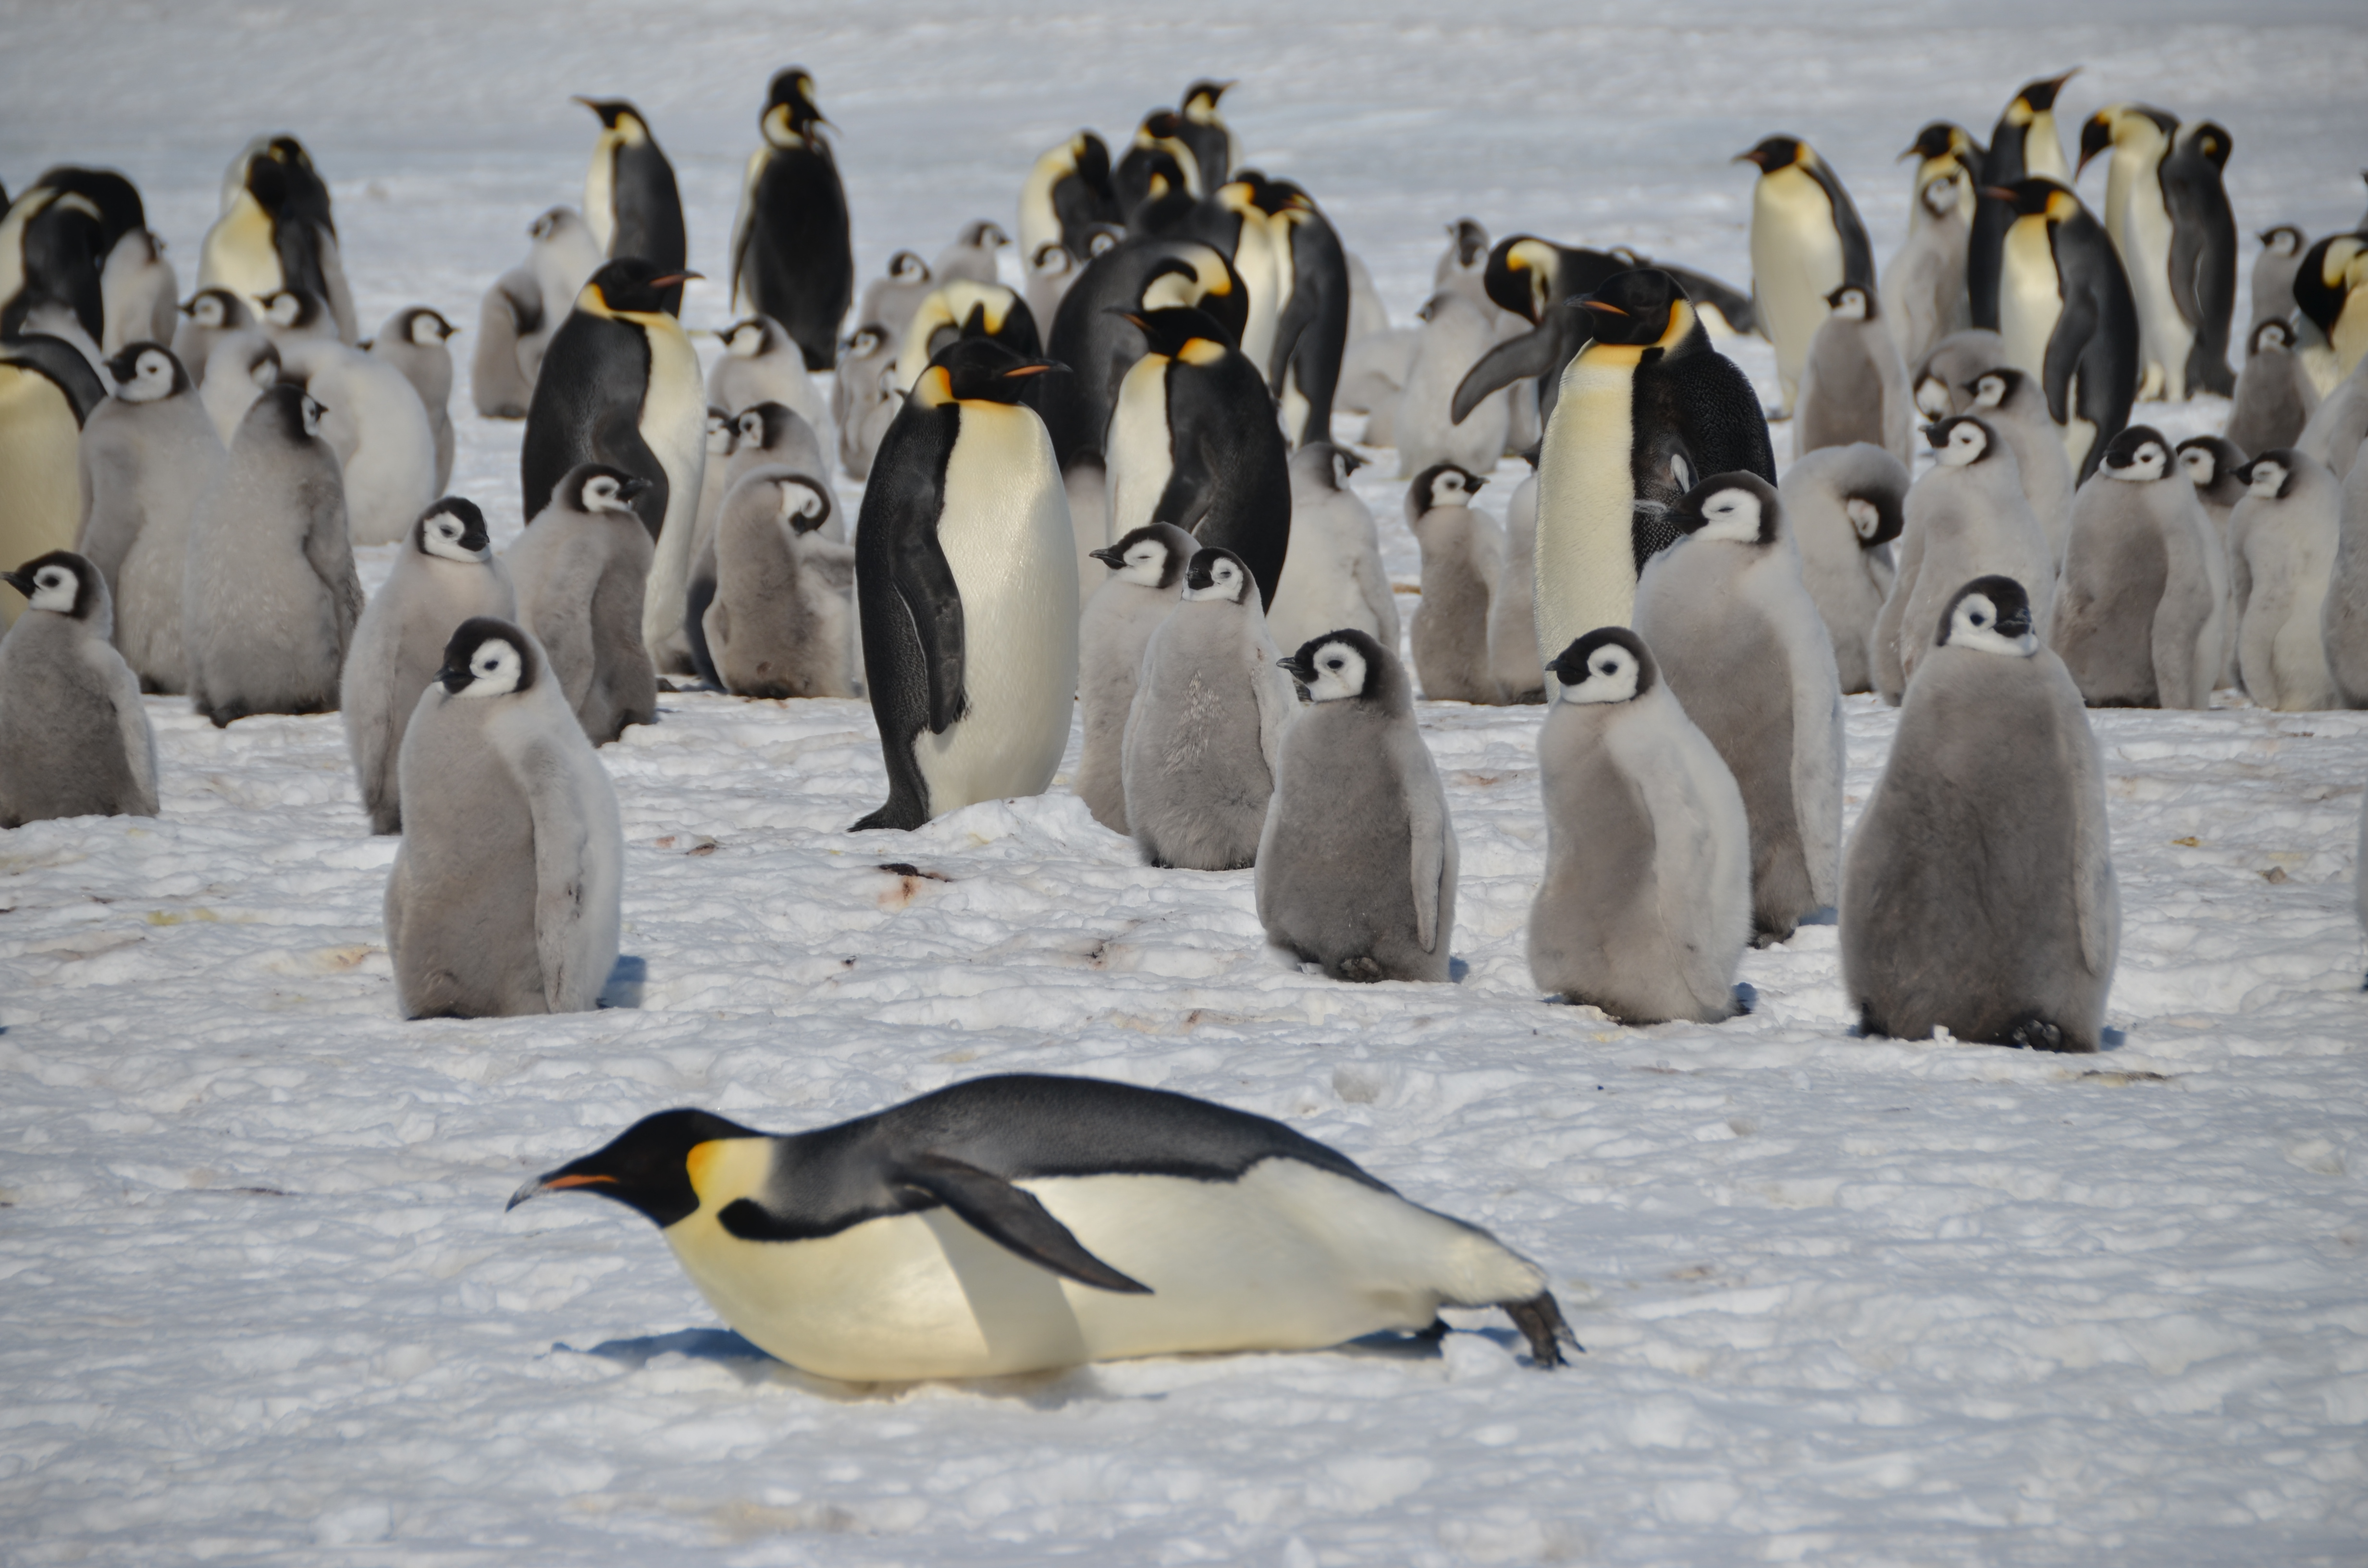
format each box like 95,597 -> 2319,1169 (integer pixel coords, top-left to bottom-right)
5,61 -> 2367,1388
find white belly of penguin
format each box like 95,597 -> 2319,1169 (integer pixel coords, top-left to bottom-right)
663,1160 -> 1539,1382
915,404 -> 1079,815
2127,185 -> 2190,396
637,323 -> 712,653
1751,169 -> 1845,401
1534,349 -> 1642,662
1104,356 -> 1174,543
198,195 -> 284,308
1999,220 -> 2063,388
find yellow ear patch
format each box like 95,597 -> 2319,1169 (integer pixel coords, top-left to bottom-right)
686,1139 -> 726,1196
914,367 -> 955,408
1178,338 -> 1229,367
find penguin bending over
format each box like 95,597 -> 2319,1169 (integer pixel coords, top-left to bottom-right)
2293,229 -> 2368,384
507,1073 -> 1576,1381
1047,235 -> 1245,457
2050,427 -> 2222,710
2228,451 -> 2340,711
0,334 -> 103,631
575,97 -> 687,315
386,618 -> 621,1019
1395,289 -> 1507,479
891,280 -> 1040,394
1882,124 -> 1978,370
1793,282 -> 1914,468
1258,629 -> 1457,983
0,551 -> 157,827
0,179 -> 106,354
1404,463 -> 1506,705
2298,348 -> 2368,483
729,68 -> 852,370
699,466 -> 855,700
506,464 -> 659,745
1075,522 -> 1194,833
274,322 -> 439,547
367,306 -> 457,491
1738,135 -> 1876,415
1266,444 -> 1396,660
1780,442 -> 1909,695
2225,319 -> 2320,464
199,134 -> 357,342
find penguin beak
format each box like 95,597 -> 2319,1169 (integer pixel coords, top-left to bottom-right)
506,1170 -> 617,1210
0,571 -> 33,599
1278,653 -> 1315,686
438,659 -> 472,693
1733,149 -> 1767,169
1922,424 -> 1949,448
617,476 -> 654,501
1579,300 -> 1628,318
1979,186 -> 2019,205
1089,545 -> 1125,568
648,273 -> 700,289
999,363 -> 1062,380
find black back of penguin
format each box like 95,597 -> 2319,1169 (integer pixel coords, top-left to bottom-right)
735,67 -> 852,371
1135,306 -> 1294,610
577,98 -> 689,316
518,258 -> 684,540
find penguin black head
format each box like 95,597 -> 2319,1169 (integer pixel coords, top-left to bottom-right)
1548,628 -> 1655,705
916,336 -> 1059,406
252,382 -> 328,444
180,288 -> 253,330
2175,435 -> 2244,491
2258,225 -> 2305,257
1964,367 -> 2028,411
2077,104 -> 2174,174
734,401 -> 805,454
437,617 -> 541,699
1447,218 -> 1490,269
104,342 -> 189,403
1485,236 -> 1561,321
396,306 -> 457,345
885,251 -> 931,286
1916,165 -> 1968,219
1122,305 -> 1234,361
1839,475 -> 1907,549
582,258 -> 697,319
745,468 -> 832,536
1070,131 -> 1112,188
415,498 -> 492,562
261,289 -> 329,331
2099,426 -> 2171,482
1084,224 -> 1126,258
764,68 -> 827,142
507,1108 -> 765,1229
957,220 -> 1009,250
2182,121 -> 2232,172
2,551 -> 101,620
560,462 -> 650,514
2236,453 -> 2298,501
1940,576 -> 2036,655
1408,462 -> 1485,522
1671,472 -> 1781,546
1578,269 -> 1695,351
2248,318 -> 2294,356
704,406 -> 737,457
1281,629 -> 1393,706
1090,523 -> 1196,590
1735,135 -> 1810,173
30,166 -> 146,248
1824,283 -> 1876,320
573,97 -> 648,134
1182,546 -> 1253,604
1181,80 -> 1234,115
1029,241 -> 1073,281
2006,68 -> 2079,122
1981,178 -> 2081,225
1899,122 -> 1980,168
1925,416 -> 1998,468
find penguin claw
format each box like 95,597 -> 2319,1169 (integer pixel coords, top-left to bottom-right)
1504,1292 -> 1580,1369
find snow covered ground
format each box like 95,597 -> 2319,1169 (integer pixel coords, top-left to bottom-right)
6,1 -> 2368,1563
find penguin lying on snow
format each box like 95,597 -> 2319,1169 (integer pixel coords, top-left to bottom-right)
0,551 -> 158,828
508,1073 -> 1576,1381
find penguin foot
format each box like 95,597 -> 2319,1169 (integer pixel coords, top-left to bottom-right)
1336,956 -> 1385,984
2000,1016 -> 2089,1053
1503,1292 -> 1580,1369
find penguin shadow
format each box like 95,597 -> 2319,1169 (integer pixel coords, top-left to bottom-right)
1448,957 -> 1470,983
1837,1021 -> 2131,1050
596,955 -> 648,1009
560,1328 -> 1144,1408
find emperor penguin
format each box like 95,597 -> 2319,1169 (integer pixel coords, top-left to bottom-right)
172,287 -> 254,386
1260,178 -> 1354,449
890,280 -> 1041,395
1177,80 -> 1241,189
0,179 -> 108,356
1404,463 -> 1506,705
1121,546 -> 1295,870
198,330 -> 279,446
699,466 -> 855,699
1024,242 -> 1080,340
2049,426 -> 2222,710
255,284 -> 339,349
707,315 -> 829,438
1075,522 -> 1194,833
341,498 -> 518,833
857,251 -> 935,350
2298,349 -> 2368,483
851,339 -> 1078,832
1964,366 -> 2077,560
1103,306 -> 1291,611
1266,443 -> 1397,660
1394,289 -> 1507,479
20,167 -> 178,355
506,464 -> 659,745
0,551 -> 157,827
1046,235 -> 1245,455
75,343 -> 221,602
1435,219 -> 1496,314
933,220 -> 1009,288
2175,434 -> 2248,541
2324,453 -> 2368,708
724,400 -> 837,534
0,334 -> 103,630
831,322 -> 899,479
1793,282 -> 1915,467
1844,575 -> 2117,1051
2294,231 -> 2368,383
1738,135 -> 1876,415
1912,328 -> 2008,421
1486,456 -> 1546,703
2250,226 -> 2309,337
183,384 -> 362,725
1531,268 -> 1776,665
471,207 -> 604,419
385,617 -> 621,1020
2228,450 -> 2340,711
2077,107 -> 2237,400
1258,629 -> 1457,983
729,68 -> 853,370
275,327 -> 440,547
367,306 -> 457,492
1527,628 -> 1751,1024
1780,442 -> 1910,695
1987,177 -> 2140,481
2225,318 -> 2321,461
199,135 -> 357,342
506,1073 -> 1577,1380
1882,123 -> 1979,369
1969,70 -> 2079,332
1017,132 -> 1120,263
1873,416 -> 2059,704
1633,473 -> 1845,942
678,407 -> 737,683
575,97 -> 687,314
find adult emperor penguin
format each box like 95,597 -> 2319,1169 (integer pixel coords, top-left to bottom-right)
2077,107 -> 2237,400
506,464 -> 659,745
342,499 -> 517,833
2228,450 -> 2340,711
1074,522 -> 1194,833
1176,80 -> 1241,192
1121,547 -> 1296,870
891,280 -> 1041,393
507,1072 -> 1575,1379
1845,576 -> 2116,1051
1793,282 -> 1914,467
1528,628 -> 1751,1023
1634,474 -> 1845,943
11,166 -> 178,355
1262,178 -> 1354,449
0,552 -> 157,828
1266,444 -> 1396,660
1046,235 -> 1245,456
2225,318 -> 2321,460
183,385 -> 362,724
575,97 -> 687,315
1969,70 -> 2079,333
1530,268 -> 1776,665
75,343 -> 221,605
1873,416 -> 2059,704
706,315 -> 828,438
1964,366 -> 2077,560
0,178 -> 106,353
1987,178 -> 2139,481
730,67 -> 853,371
0,334 -> 103,631
1738,135 -> 1875,415
386,617 -> 621,1019
2324,454 -> 2368,708
1018,132 -> 1120,263
367,306 -> 457,491
698,466 -> 856,700
1882,123 -> 1979,369
2298,348 -> 2368,482
1404,463 -> 1506,705
852,339 -> 1078,832
1781,442 -> 1910,694
199,134 -> 357,342
2050,427 -> 2222,710
1258,629 -> 1456,983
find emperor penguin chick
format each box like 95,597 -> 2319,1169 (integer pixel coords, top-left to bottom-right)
1485,461 -> 1546,703
1405,463 -> 1506,704
1257,630 -> 1457,983
1266,443 -> 1397,660
2049,427 -> 2222,710
2323,455 -> 2368,708
368,306 -> 457,492
1881,128 -> 1976,371
700,466 -> 855,699
2223,318 -> 2320,462
2175,434 -> 2248,544
707,315 -> 829,438
77,343 -> 224,691
1527,628 -> 1751,1024
1121,547 -> 1296,870
831,322 -> 899,479
1780,442 -> 1909,694
1911,328 -> 2008,421
1964,367 -> 2076,562
275,327 -> 440,546
1843,576 -> 2117,1052
505,464 -> 659,744
199,330 -> 280,445
0,552 -> 158,827
1394,291 -> 1506,479
724,399 -> 838,538
2228,451 -> 2340,711
1634,474 -> 1844,943
1793,283 -> 1914,468
385,617 -> 621,1019
183,384 -> 362,725
341,498 -> 517,833
173,287 -> 253,386
1075,522 -> 1194,833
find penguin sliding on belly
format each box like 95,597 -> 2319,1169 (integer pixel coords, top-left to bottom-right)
508,1073 -> 1576,1382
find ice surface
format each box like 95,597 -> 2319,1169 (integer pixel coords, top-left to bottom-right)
4,2 -> 2368,1563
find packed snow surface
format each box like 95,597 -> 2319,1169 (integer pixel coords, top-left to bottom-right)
5,1 -> 2368,1563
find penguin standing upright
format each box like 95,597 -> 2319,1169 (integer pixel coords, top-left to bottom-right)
2229,450 -> 2340,711
1486,457 -> 1546,703
1911,328 -> 2008,421
2049,427 -> 2222,710
1988,178 -> 2139,481
172,287 -> 252,387
0,175 -> 106,353
1404,463 -> 1506,705
1263,179 -> 1353,449
852,340 -> 1078,831
576,97 -> 687,315
1882,123 -> 1980,369
2323,455 -> 2368,708
0,335 -> 103,630
1792,283 -> 1915,467
275,326 -> 439,547
891,281 -> 1041,394
2078,107 -> 2237,399
0,552 -> 157,828
1395,290 -> 1507,479
471,208 -> 601,419
367,306 -> 457,492
19,167 -> 178,355
1048,236 -> 1245,459
1963,367 -> 2077,561
933,221 -> 1009,287
1024,242 -> 1079,338
2251,226 -> 2309,336
1018,132 -> 1120,263
1738,135 -> 1875,415
1780,442 -> 1909,694
1074,522 -> 1195,833
506,465 -> 660,745
1176,80 -> 1241,191
729,68 -> 853,371
75,344 -> 221,606
198,135 -> 357,342
1266,444 -> 1396,659
2225,319 -> 2320,460
1530,269 -> 1776,664
198,330 -> 279,445
858,252 -> 936,348
2176,432 -> 2251,687
832,322 -> 899,479
1970,70 -> 2079,333
700,466 -> 856,700
706,315 -> 829,439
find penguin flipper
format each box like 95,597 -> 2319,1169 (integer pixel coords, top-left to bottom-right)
2039,285 -> 2097,430
892,1152 -> 1152,1294
1452,321 -> 1562,427
889,525 -> 967,732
